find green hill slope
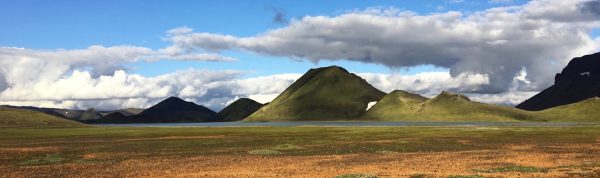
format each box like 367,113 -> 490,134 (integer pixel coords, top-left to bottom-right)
531,97 -> 600,122
218,98 -> 264,121
245,66 -> 385,121
364,91 -> 532,122
0,108 -> 87,128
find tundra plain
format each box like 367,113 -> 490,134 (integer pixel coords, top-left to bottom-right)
1,126 -> 600,177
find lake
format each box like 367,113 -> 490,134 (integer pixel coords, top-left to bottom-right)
95,121 -> 590,127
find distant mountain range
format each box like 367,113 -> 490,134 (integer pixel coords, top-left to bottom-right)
90,97 -> 263,123
0,105 -> 144,121
90,97 -> 218,123
3,52 -> 600,125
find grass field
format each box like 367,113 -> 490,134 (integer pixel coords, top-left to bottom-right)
1,126 -> 600,177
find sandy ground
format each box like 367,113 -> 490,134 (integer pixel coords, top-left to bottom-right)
2,144 -> 600,178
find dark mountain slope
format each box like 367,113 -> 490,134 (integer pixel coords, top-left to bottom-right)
517,52 -> 600,111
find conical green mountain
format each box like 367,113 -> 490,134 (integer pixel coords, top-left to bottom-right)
364,90 -> 532,121
531,97 -> 600,122
245,66 -> 385,121
218,98 -> 264,121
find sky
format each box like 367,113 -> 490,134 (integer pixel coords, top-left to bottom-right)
0,0 -> 599,111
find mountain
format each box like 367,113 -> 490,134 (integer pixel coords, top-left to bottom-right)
517,52 -> 600,111
245,66 -> 385,121
364,90 -> 532,121
92,97 -> 218,123
217,98 -> 264,121
89,112 -> 129,123
0,108 -> 87,128
78,108 -> 103,120
530,97 -> 600,122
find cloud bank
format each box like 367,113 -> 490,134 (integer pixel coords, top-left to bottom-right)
166,0 -> 600,94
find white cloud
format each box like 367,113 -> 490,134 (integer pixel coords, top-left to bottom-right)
0,63 -> 519,111
358,72 -> 490,97
466,91 -> 538,106
165,0 -> 600,94
0,67 -> 300,111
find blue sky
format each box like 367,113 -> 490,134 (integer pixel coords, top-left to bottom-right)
0,0 -> 531,77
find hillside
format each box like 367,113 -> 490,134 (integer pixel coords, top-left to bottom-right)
217,98 -> 263,121
92,97 -> 218,123
245,66 -> 385,121
517,52 -> 600,110
364,91 -> 532,122
0,105 -> 106,121
530,97 -> 600,122
0,108 -> 87,128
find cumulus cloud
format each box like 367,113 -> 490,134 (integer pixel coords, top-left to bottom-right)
358,72 -> 489,96
0,67 -> 300,111
466,91 -> 538,106
165,0 -> 600,94
358,71 -> 538,105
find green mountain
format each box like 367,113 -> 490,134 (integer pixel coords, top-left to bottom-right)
245,66 -> 385,121
218,98 -> 264,121
530,97 -> 600,122
363,90 -> 532,122
0,108 -> 87,128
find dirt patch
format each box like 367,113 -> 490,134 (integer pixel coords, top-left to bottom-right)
4,145 -> 600,177
506,144 -> 536,150
0,146 -> 59,153
115,135 -> 225,142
